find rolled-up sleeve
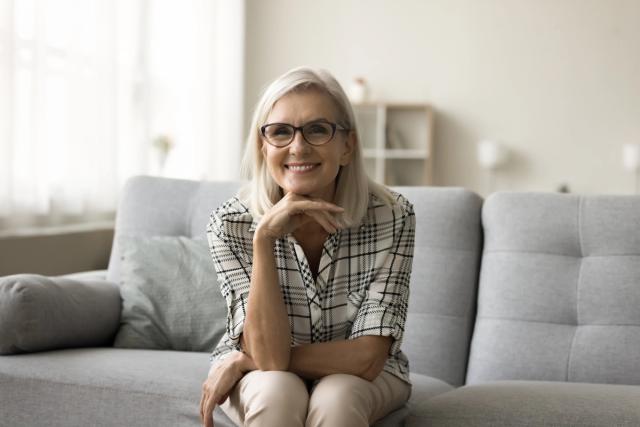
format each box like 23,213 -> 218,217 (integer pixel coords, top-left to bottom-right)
206,205 -> 253,360
348,202 -> 415,357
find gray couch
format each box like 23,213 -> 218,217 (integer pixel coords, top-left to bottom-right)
1,175 -> 639,426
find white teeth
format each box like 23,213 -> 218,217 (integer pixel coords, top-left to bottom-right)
288,164 -> 315,172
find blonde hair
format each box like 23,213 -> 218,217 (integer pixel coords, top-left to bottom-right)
239,66 -> 394,227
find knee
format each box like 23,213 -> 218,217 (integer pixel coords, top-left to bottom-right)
250,370 -> 308,405
307,374 -> 370,427
244,371 -> 309,426
310,373 -> 369,404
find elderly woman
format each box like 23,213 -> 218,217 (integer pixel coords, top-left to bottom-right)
200,67 -> 415,427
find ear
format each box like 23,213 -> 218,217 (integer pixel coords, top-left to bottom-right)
340,131 -> 356,166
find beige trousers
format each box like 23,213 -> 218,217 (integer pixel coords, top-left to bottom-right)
218,369 -> 411,427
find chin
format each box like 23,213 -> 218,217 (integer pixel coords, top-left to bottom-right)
283,184 -> 316,196
279,179 -> 324,196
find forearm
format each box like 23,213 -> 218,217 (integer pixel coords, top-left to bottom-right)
242,234 -> 291,370
288,337 -> 389,381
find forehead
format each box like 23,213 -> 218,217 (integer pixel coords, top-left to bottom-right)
267,88 -> 339,123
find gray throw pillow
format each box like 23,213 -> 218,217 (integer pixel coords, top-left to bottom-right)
113,235 -> 226,352
0,274 -> 121,355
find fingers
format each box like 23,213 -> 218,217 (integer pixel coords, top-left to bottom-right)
203,395 -> 216,427
294,199 -> 345,215
283,192 -> 344,213
291,199 -> 343,234
258,194 -> 346,240
304,209 -> 339,234
201,383 -> 216,427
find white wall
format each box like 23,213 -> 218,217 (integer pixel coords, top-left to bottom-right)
244,0 -> 640,196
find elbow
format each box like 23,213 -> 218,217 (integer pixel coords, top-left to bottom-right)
356,336 -> 393,381
360,355 -> 387,381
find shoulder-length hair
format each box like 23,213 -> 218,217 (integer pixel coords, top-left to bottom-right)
238,66 -> 394,228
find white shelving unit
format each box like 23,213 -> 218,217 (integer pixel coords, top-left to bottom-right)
353,102 -> 434,186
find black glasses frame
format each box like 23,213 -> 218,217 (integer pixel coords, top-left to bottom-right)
260,120 -> 349,147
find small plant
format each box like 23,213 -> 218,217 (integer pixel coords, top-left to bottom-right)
152,135 -> 174,153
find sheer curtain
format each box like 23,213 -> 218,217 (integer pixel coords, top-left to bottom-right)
0,0 -> 244,232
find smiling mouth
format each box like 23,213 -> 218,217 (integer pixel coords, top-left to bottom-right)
285,163 -> 320,172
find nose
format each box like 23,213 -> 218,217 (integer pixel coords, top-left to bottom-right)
289,128 -> 311,155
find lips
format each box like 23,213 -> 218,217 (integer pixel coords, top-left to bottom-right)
285,163 -> 320,172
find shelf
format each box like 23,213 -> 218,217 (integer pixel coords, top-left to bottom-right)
353,102 -> 433,186
385,158 -> 426,186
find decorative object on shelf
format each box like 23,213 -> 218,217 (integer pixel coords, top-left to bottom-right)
151,134 -> 175,176
353,103 -> 434,186
348,77 -> 369,104
622,143 -> 640,194
477,140 -> 508,194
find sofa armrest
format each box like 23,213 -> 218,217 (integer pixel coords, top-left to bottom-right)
0,274 -> 121,355
60,269 -> 108,281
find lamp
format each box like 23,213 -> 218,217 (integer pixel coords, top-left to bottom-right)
622,143 -> 640,194
477,140 -> 508,194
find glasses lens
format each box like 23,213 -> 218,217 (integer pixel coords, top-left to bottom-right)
264,124 -> 294,146
303,122 -> 334,145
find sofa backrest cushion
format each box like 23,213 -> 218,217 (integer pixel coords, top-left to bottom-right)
396,186 -> 483,387
466,192 -> 640,385
108,176 -> 483,387
107,176 -> 241,284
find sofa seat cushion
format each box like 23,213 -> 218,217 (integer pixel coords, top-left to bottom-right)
414,380 -> 640,426
0,347 -> 454,427
375,372 -> 455,427
0,347 -> 235,427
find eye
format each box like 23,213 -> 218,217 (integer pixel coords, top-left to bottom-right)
267,125 -> 292,137
306,123 -> 331,135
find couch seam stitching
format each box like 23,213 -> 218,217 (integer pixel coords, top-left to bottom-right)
566,196 -> 584,382
484,250 -> 640,258
478,317 -> 640,327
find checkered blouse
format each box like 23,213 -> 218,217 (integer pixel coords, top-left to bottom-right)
206,190 -> 415,385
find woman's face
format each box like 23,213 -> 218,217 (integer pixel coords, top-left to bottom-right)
261,89 -> 355,202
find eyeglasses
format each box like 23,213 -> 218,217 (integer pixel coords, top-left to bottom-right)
260,120 -> 349,147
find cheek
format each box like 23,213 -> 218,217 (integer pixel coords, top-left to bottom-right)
263,147 -> 284,177
330,146 -> 347,169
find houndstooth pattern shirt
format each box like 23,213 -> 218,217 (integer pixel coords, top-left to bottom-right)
206,190 -> 415,385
